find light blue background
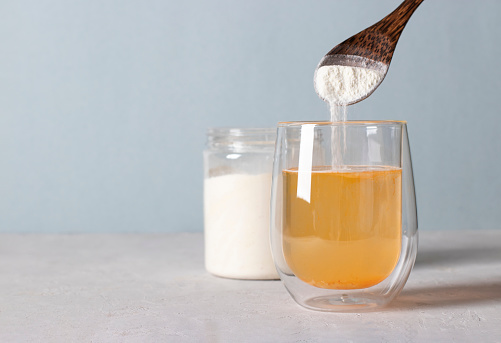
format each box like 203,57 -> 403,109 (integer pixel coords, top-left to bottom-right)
1,0 -> 500,233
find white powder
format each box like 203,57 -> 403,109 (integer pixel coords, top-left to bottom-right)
315,65 -> 384,108
204,173 -> 278,279
314,65 -> 384,167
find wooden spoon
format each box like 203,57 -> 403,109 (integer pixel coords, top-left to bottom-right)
315,0 -> 424,105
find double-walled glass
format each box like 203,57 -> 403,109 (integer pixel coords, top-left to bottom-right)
270,121 -> 418,311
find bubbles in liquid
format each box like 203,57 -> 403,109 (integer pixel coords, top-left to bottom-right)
283,166 -> 402,289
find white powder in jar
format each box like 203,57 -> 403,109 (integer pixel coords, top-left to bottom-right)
204,173 -> 278,279
315,65 -> 384,107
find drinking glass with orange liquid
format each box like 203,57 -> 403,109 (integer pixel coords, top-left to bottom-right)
270,121 -> 418,312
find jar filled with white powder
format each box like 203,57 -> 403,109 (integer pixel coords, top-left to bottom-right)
203,128 -> 279,279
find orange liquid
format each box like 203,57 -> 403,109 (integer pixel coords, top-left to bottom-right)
283,166 -> 402,289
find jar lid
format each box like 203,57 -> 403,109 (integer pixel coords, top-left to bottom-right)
206,127 -> 276,152
207,127 -> 276,137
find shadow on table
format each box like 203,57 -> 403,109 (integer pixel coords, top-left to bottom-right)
388,281 -> 501,310
387,241 -> 501,310
414,245 -> 501,269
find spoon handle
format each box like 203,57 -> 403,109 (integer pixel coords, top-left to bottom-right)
325,0 -> 424,65
374,0 -> 424,42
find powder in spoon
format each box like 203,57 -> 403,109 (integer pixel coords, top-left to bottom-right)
315,65 -> 384,118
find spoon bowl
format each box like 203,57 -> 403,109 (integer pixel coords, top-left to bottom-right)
315,0 -> 424,106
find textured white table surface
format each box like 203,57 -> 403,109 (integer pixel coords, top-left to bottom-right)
1,230 -> 501,342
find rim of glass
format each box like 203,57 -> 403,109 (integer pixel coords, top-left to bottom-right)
207,127 -> 276,136
278,120 -> 406,127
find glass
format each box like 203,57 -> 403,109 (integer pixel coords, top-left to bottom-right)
270,121 -> 418,311
204,128 -> 279,280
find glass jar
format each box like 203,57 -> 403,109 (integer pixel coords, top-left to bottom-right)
203,128 -> 279,280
